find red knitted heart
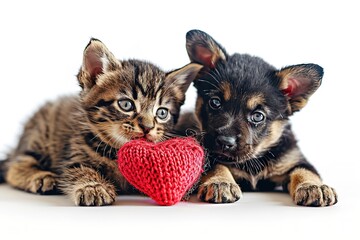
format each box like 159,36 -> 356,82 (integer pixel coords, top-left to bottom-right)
118,137 -> 204,206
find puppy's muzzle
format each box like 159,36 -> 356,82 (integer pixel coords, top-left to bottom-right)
216,135 -> 236,151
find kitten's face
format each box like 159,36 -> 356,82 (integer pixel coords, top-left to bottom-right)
186,30 -> 323,163
78,39 -> 202,148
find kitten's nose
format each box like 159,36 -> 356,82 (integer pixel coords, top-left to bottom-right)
216,136 -> 236,151
138,116 -> 154,134
139,123 -> 154,134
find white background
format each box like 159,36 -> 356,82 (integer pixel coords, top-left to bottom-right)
0,0 -> 359,239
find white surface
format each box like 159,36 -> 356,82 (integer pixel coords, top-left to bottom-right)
0,1 -> 359,239
1,184 -> 357,240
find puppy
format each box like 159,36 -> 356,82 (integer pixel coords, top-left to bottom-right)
182,29 -> 337,206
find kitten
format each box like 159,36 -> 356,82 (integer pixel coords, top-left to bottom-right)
179,29 -> 337,206
0,38 -> 202,206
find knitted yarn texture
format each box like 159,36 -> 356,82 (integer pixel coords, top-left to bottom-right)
118,137 -> 204,206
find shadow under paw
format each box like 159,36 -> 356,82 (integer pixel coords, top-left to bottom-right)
198,181 -> 242,203
294,184 -> 338,207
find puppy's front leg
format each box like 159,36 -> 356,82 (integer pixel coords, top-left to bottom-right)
198,164 -> 242,203
289,168 -> 337,207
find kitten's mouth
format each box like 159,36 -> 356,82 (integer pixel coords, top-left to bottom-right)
130,133 -> 157,142
131,133 -> 145,140
145,134 -> 157,142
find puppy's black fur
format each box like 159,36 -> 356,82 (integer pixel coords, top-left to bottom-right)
179,30 -> 337,206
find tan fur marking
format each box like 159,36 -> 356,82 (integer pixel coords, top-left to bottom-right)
276,68 -> 291,91
247,94 -> 265,110
263,148 -> 303,186
200,164 -> 235,184
209,41 -> 226,64
254,120 -> 285,156
292,98 -> 308,112
221,82 -> 232,101
267,148 -> 302,178
228,148 -> 301,188
289,168 -> 322,197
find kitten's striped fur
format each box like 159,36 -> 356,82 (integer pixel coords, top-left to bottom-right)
0,39 -> 202,206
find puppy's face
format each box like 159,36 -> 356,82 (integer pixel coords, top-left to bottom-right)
186,30 -> 323,163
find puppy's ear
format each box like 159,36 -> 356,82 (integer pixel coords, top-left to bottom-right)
166,63 -> 203,94
276,64 -> 323,113
186,29 -> 228,68
77,38 -> 120,91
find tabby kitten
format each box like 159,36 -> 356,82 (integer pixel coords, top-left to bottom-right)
0,38 -> 202,206
179,29 -> 337,207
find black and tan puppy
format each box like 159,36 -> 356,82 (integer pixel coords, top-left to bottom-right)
183,30 -> 337,206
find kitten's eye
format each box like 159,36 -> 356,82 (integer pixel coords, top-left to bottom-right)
209,97 -> 221,109
250,111 -> 265,123
156,108 -> 168,120
118,99 -> 134,112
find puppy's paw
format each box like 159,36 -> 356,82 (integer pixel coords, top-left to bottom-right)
29,172 -> 57,194
74,183 -> 116,206
294,183 -> 338,207
198,180 -> 242,203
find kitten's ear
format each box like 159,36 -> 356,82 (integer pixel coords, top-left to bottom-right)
276,63 -> 323,113
166,63 -> 203,93
186,29 -> 228,68
77,38 -> 120,90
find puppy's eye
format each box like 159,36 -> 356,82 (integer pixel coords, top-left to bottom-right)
209,97 -> 222,109
250,111 -> 265,123
156,108 -> 168,120
118,99 -> 134,112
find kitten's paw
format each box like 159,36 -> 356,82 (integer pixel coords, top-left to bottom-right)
294,183 -> 338,207
74,183 -> 116,206
197,180 -> 242,203
29,172 -> 57,194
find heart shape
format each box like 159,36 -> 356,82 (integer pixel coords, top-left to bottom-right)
118,137 -> 204,206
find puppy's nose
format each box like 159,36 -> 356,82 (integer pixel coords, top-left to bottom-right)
216,136 -> 236,150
